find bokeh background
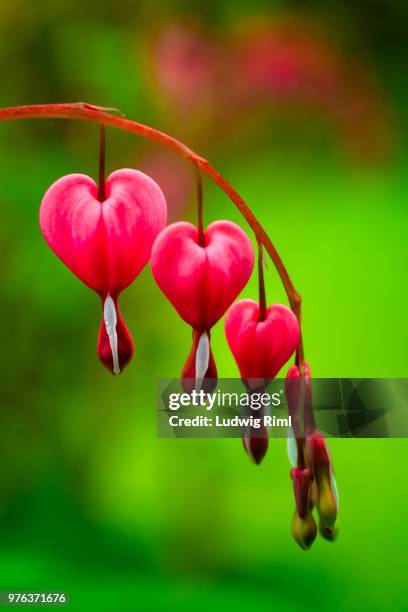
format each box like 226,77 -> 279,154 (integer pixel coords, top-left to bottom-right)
0,1 -> 407,610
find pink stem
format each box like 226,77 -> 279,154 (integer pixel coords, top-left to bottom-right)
0,102 -> 305,371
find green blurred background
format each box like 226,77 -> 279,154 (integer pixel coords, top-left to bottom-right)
0,1 -> 407,610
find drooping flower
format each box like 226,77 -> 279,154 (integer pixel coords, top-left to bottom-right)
225,299 -> 300,464
151,220 -> 254,389
40,169 -> 167,374
225,300 -> 300,381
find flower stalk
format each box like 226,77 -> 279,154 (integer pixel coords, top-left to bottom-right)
97,125 -> 106,202
195,166 -> 205,247
0,102 -> 305,373
257,242 -> 267,322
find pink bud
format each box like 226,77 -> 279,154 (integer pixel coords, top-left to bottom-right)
286,362 -> 312,380
40,169 -> 167,374
225,300 -> 300,380
290,467 -> 312,519
285,361 -> 312,433
242,434 -> 269,465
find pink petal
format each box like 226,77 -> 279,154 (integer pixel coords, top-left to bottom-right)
151,220 -> 254,330
225,299 -> 300,379
40,169 -> 167,296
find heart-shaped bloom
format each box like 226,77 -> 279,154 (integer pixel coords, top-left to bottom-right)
151,220 -> 254,388
225,299 -> 299,464
40,169 -> 167,374
225,300 -> 300,381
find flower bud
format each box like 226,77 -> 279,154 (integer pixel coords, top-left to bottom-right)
242,434 -> 268,465
319,519 -> 339,542
305,432 -> 338,529
291,511 -> 317,550
285,362 -> 312,435
290,467 -> 312,519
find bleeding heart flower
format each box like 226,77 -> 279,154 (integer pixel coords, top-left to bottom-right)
151,220 -> 254,388
225,299 -> 299,464
225,300 -> 300,381
40,169 -> 167,374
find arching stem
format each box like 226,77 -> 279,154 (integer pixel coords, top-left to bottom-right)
0,102 -> 305,374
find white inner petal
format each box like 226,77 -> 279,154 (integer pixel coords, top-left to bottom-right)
104,294 -> 120,375
330,472 -> 339,509
195,332 -> 210,392
287,426 -> 298,467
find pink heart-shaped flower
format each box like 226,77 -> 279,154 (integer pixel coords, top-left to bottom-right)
40,169 -> 167,297
225,299 -> 300,379
151,220 -> 254,330
40,168 -> 167,374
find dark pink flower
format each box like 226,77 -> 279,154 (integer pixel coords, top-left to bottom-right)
151,220 -> 254,389
225,301 -> 300,381
40,169 -> 167,374
225,300 -> 299,464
